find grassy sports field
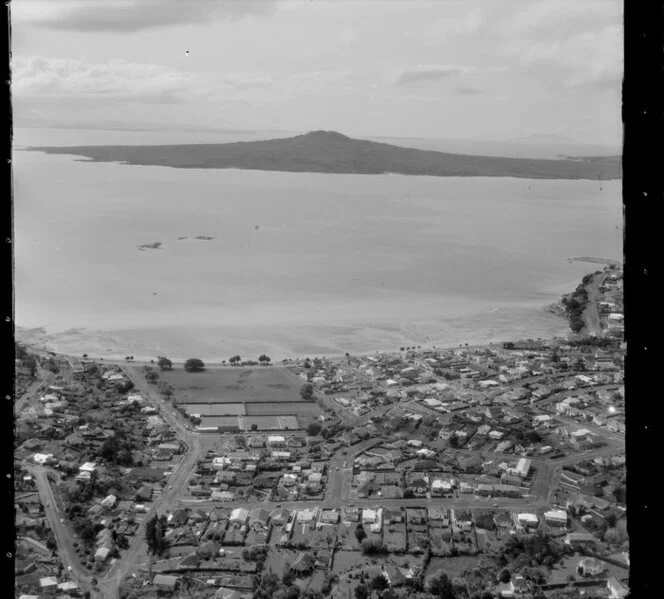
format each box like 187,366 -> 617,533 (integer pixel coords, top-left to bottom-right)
161,365 -> 304,404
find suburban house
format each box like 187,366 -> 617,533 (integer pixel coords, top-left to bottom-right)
606,577 -> 629,598
564,532 -> 598,548
248,508 -> 270,532
516,513 -> 538,529
152,575 -> 179,591
577,557 -> 605,577
319,509 -> 339,525
543,509 -> 568,527
229,508 -> 249,527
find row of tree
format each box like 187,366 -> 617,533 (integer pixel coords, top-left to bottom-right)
155,355 -> 273,371
145,513 -> 168,556
561,285 -> 589,334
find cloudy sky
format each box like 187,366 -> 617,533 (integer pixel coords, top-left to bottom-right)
11,0 -> 622,144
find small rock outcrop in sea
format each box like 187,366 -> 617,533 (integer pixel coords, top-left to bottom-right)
137,242 -> 162,250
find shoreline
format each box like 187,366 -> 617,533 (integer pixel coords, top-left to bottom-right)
569,256 -> 622,266
18,334 -> 563,367
16,312 -> 569,365
16,261 -> 622,366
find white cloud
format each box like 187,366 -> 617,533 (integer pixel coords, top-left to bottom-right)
12,56 -> 271,105
12,0 -> 281,33
420,9 -> 485,43
497,0 -> 623,88
394,65 -> 472,86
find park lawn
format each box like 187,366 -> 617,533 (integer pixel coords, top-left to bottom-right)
161,366 -> 304,404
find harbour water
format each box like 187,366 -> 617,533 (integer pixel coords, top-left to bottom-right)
13,128 -> 622,360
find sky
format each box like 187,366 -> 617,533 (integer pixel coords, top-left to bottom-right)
11,0 -> 623,145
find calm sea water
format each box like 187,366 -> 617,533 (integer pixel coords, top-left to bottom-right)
13,128 -> 622,360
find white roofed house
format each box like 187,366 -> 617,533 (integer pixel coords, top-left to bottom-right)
569,428 -> 595,450
607,577 -> 629,598
543,509 -> 568,527
416,448 -> 436,459
32,453 -> 54,465
295,508 -> 317,529
516,513 -> 539,529
39,577 -> 58,590
510,458 -> 531,478
361,508 -> 383,533
126,393 -> 147,405
532,414 -> 553,428
431,479 -> 453,497
100,494 -> 117,509
229,508 -> 249,527
94,546 -> 111,562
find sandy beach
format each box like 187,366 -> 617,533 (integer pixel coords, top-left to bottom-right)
16,300 -> 573,364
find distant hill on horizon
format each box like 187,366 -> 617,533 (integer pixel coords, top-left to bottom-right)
27,130 -> 621,180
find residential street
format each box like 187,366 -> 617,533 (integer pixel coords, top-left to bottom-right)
24,464 -> 94,596
15,370 -> 53,414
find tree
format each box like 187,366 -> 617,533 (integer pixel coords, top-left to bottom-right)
360,540 -> 388,555
157,357 -> 173,371
258,354 -> 271,365
251,423 -> 259,431
100,437 -> 120,463
145,514 -> 167,556
449,435 -> 459,448
354,584 -> 370,599
370,574 -> 389,592
428,571 -> 456,599
306,422 -> 322,437
499,569 -> 511,584
144,369 -> 159,383
613,484 -> 626,504
522,567 -> 547,585
158,381 -> 174,397
300,383 -> 314,400
114,380 -> 134,393
116,533 -> 129,550
354,524 -> 367,543
526,430 -> 542,444
184,358 -> 205,372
